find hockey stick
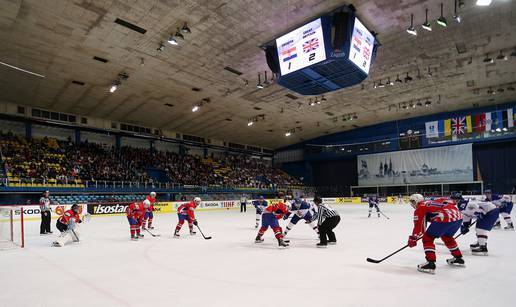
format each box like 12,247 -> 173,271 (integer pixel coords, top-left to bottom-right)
378,210 -> 390,220
195,224 -> 212,240
70,229 -> 79,243
366,244 -> 410,264
143,228 -> 161,237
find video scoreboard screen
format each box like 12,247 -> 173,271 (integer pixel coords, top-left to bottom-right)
348,17 -> 375,74
275,18 -> 327,76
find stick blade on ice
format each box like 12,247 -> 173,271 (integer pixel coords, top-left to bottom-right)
366,257 -> 381,264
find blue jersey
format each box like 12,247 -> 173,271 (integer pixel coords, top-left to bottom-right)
285,200 -> 317,221
368,196 -> 379,207
455,197 -> 469,211
253,200 -> 268,213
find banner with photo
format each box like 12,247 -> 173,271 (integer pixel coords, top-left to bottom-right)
357,144 -> 473,186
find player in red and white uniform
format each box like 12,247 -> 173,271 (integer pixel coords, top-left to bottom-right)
52,204 -> 82,247
174,197 -> 201,237
142,192 -> 157,230
407,194 -> 465,274
126,201 -> 145,240
255,201 -> 290,248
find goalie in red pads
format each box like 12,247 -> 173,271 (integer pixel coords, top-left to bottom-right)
255,201 -> 289,248
407,194 -> 465,274
52,204 -> 82,247
127,201 -> 145,240
174,197 -> 201,237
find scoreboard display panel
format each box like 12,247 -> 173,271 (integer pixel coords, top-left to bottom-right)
348,17 -> 375,74
276,18 -> 327,76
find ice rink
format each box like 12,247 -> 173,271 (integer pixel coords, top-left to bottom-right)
1,204 -> 515,307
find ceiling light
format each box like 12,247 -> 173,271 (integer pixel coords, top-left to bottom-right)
417,100 -> 423,107
247,121 -> 254,127
181,22 -> 191,34
0,61 -> 46,78
437,3 -> 448,27
308,99 -> 315,106
406,14 -> 417,36
503,128 -> 508,132
487,88 -> 495,95
109,84 -> 118,93
387,77 -> 394,85
395,74 -> 403,83
404,72 -> 413,83
352,114 -> 358,120
496,51 -> 507,61
422,9 -> 432,31
495,128 -> 501,132
373,82 -> 377,89
285,131 -> 291,137
483,54 -> 494,63
497,87 -> 504,93
316,97 -> 321,104
167,36 -> 178,45
321,95 -> 327,102
427,67 -> 433,77
476,0 -> 492,6
425,99 -> 432,107
256,73 -> 264,89
507,85 -> 515,91
453,0 -> 462,23
411,103 -> 416,108
378,79 -> 385,88
192,105 -> 199,112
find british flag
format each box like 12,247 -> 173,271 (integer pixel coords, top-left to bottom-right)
452,117 -> 466,135
303,38 -> 319,53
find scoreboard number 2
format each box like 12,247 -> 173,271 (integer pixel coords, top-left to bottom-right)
308,53 -> 316,61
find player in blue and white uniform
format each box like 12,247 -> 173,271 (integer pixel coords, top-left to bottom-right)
459,200 -> 499,255
283,198 -> 319,236
484,190 -> 502,229
368,195 -> 380,218
252,196 -> 268,228
450,191 -> 469,211
498,195 -> 514,230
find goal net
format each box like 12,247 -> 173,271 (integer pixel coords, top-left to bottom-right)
0,206 -> 25,250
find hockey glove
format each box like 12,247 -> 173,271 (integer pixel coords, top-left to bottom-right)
193,220 -> 198,226
461,222 -> 471,235
407,235 -> 418,248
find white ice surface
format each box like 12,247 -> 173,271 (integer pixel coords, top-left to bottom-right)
1,205 -> 515,307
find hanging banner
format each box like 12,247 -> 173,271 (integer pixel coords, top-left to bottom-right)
357,144 -> 473,186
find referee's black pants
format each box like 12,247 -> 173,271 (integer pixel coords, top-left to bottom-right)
319,216 -> 340,244
40,211 -> 51,234
240,202 -> 246,212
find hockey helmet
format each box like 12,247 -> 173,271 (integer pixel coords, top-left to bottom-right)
409,194 -> 424,208
143,199 -> 151,208
71,204 -> 79,213
194,197 -> 202,205
150,191 -> 156,198
313,196 -> 323,204
450,191 -> 462,200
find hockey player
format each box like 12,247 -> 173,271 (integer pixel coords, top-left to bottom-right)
498,195 -> 514,230
252,196 -> 268,228
484,190 -> 502,228
142,192 -> 157,230
255,201 -> 289,248
52,204 -> 82,247
407,194 -> 465,274
283,198 -> 318,236
126,201 -> 145,240
368,194 -> 380,218
174,197 -> 201,237
450,191 -> 469,211
459,200 -> 499,255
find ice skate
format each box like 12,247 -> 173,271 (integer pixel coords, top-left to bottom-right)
52,241 -> 62,247
131,235 -> 138,241
138,233 -> 144,238
255,234 -> 264,243
277,238 -> 289,248
493,221 -> 501,229
368,213 -> 371,218
504,222 -> 514,230
470,242 -> 479,249
328,241 -> 337,245
471,244 -> 488,256
173,230 -> 180,238
417,261 -> 436,274
446,256 -> 465,266
316,242 -> 327,248
190,229 -> 196,235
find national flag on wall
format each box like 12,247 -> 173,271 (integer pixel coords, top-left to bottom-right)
474,113 -> 486,133
444,119 -> 452,136
495,111 -> 503,129
508,108 -> 514,128
452,117 -> 466,135
465,115 -> 473,133
438,120 -> 445,137
425,121 -> 439,138
485,112 -> 492,131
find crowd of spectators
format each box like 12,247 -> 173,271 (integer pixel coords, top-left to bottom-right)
0,134 -> 302,188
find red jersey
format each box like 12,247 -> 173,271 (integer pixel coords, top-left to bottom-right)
126,202 -> 145,219
177,201 -> 196,220
58,209 -> 81,224
265,202 -> 289,219
412,200 -> 462,236
145,195 -> 156,212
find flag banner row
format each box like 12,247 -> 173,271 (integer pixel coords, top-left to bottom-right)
425,108 -> 515,139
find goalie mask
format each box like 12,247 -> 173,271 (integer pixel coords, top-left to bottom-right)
71,204 -> 79,213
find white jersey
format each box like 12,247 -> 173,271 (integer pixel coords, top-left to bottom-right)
462,201 -> 497,223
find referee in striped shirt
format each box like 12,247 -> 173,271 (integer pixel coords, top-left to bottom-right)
314,196 -> 340,248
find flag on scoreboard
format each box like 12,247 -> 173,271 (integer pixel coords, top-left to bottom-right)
438,120 -> 445,137
303,38 -> 319,53
508,108 -> 514,128
281,47 -> 297,62
485,112 -> 492,131
465,115 -> 473,133
452,117 -> 466,135
444,119 -> 452,136
474,113 -> 486,133
425,121 -> 439,138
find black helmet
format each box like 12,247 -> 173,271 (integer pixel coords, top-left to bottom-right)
313,196 -> 323,204
71,204 -> 79,213
450,191 -> 462,200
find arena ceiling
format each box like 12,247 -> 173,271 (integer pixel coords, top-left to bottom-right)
0,0 -> 515,149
